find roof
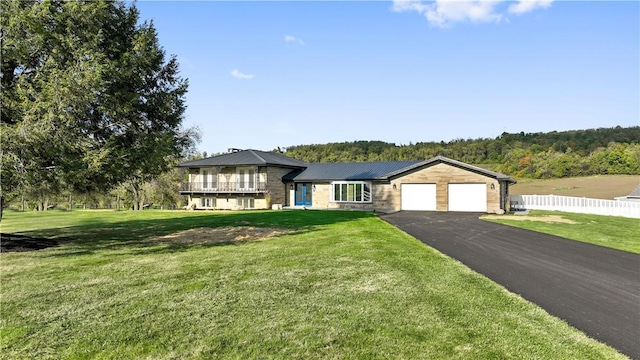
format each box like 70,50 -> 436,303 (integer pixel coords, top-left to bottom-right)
284,156 -> 515,183
628,185 -> 640,198
386,156 -> 517,183
177,149 -> 307,169
178,150 -> 516,184
283,161 -> 422,181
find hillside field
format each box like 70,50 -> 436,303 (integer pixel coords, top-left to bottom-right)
509,175 -> 639,199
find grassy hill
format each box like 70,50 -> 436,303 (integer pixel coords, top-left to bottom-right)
509,175 -> 639,199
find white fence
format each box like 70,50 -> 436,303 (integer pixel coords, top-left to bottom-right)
510,194 -> 640,219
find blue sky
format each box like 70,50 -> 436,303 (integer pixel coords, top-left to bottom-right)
134,1 -> 639,155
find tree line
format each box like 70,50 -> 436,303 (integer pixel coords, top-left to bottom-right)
280,126 -> 640,178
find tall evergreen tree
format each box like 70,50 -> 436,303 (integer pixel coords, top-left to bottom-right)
1,0 -> 195,215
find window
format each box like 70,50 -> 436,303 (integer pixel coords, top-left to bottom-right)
237,197 -> 255,209
331,182 -> 371,203
237,167 -> 255,190
201,169 -> 217,190
200,197 -> 215,208
201,170 -> 208,189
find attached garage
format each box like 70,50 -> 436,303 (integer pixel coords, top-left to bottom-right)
448,183 -> 487,212
401,183 -> 437,211
389,157 -> 514,213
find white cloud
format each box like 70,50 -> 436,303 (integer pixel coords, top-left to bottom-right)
431,1 -> 503,27
230,69 -> 255,80
392,0 -> 430,14
284,35 -> 305,45
392,0 -> 553,27
508,0 -> 553,15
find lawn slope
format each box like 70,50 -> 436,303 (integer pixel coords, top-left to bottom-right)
483,210 -> 640,254
0,210 -> 626,359
509,175 -> 638,199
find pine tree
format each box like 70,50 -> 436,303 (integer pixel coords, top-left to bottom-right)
1,0 -> 196,216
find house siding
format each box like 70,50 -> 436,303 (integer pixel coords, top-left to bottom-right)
372,183 -> 397,212
391,163 -> 501,213
266,167 -> 292,208
311,183 -> 331,208
186,195 -> 269,210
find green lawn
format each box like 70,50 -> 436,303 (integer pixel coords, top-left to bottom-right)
0,210 -> 626,359
482,210 -> 640,254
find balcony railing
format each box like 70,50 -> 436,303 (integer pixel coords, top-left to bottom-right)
180,182 -> 268,193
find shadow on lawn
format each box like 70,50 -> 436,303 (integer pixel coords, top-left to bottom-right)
6,210 -> 374,255
0,233 -> 61,253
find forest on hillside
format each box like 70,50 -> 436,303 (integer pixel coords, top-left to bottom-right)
280,126 -> 640,179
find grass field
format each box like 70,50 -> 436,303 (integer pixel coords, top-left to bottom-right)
482,210 -> 640,254
0,210 -> 627,359
509,175 -> 639,199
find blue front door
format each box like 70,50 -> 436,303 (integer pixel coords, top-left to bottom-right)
295,183 -> 312,206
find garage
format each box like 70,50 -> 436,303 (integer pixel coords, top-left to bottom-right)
401,184 -> 437,211
448,183 -> 487,212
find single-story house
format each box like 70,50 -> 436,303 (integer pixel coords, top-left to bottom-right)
177,148 -> 516,213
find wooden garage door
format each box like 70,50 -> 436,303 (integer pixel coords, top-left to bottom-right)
448,183 -> 487,212
401,184 -> 437,211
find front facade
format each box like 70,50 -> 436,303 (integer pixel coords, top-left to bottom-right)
178,149 -> 516,213
178,149 -> 306,210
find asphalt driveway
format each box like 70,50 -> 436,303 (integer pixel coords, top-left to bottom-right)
381,211 -> 640,359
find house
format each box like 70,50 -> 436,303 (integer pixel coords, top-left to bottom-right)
177,149 -> 307,210
177,149 -> 516,213
614,185 -> 640,202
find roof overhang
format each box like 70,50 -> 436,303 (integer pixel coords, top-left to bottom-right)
386,156 -> 516,184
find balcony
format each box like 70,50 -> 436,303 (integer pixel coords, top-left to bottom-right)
180,181 -> 268,194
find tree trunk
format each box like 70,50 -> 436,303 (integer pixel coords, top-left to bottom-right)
68,194 -> 72,211
116,193 -> 120,211
0,195 -> 4,222
132,183 -> 141,210
38,191 -> 45,211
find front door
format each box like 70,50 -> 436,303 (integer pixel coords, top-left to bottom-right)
295,183 -> 313,206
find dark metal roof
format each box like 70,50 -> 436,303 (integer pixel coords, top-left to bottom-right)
177,149 -> 307,169
179,150 -> 516,184
283,161 -> 422,181
284,156 -> 515,183
386,156 -> 517,184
